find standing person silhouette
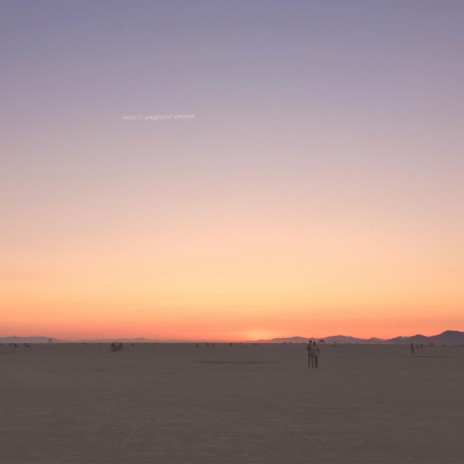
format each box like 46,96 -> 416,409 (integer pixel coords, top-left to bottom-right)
313,341 -> 320,368
306,340 -> 313,368
410,343 -> 415,355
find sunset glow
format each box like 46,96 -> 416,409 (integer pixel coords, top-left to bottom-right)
1,1 -> 463,341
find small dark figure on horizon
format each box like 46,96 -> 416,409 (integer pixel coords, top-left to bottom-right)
306,340 -> 313,367
313,341 -> 320,368
410,343 -> 415,355
110,342 -> 123,352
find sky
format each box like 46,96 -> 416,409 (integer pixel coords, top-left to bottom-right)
1,0 -> 463,341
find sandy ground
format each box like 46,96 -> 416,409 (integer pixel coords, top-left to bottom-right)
0,342 -> 463,464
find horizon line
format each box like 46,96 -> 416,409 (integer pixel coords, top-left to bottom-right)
1,328 -> 462,343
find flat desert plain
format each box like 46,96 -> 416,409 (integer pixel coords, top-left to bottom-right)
1,343 -> 463,464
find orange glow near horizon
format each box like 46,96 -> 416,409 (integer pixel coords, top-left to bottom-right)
2,214 -> 462,341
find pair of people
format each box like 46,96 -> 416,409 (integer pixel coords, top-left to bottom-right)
306,340 -> 320,368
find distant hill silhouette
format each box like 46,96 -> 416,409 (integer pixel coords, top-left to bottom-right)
253,335 -> 383,344
0,336 -> 185,343
324,335 -> 386,344
0,336 -> 64,343
252,330 -> 464,345
388,330 -> 464,345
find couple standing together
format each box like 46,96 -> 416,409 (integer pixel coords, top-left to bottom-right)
306,340 -> 320,368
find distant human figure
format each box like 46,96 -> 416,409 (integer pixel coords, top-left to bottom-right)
313,342 -> 320,367
306,340 -> 313,367
110,342 -> 124,352
410,343 -> 415,355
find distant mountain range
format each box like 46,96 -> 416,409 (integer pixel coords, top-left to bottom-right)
0,336 -> 64,344
253,330 -> 464,345
1,330 -> 463,345
0,336 -> 187,344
